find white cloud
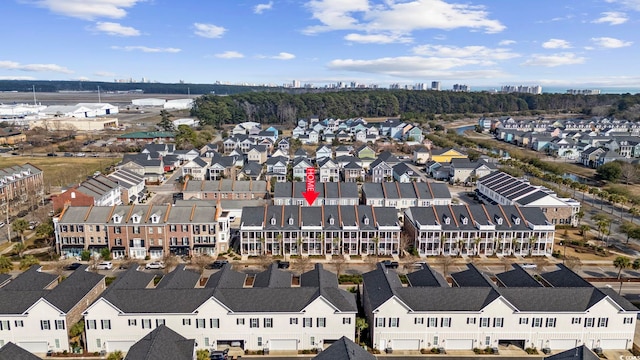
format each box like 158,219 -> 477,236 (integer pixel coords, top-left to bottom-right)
272,52 -> 296,60
542,39 -> 572,49
193,23 -> 227,38
94,22 -> 140,36
0,76 -> 37,80
344,33 -> 412,44
111,46 -> 181,53
215,51 -> 244,59
592,11 -> 628,25
498,39 -> 516,46
605,0 -> 640,11
303,0 -> 505,37
30,0 -> 143,20
591,36 -> 632,48
412,44 -> 520,61
327,56 -> 506,79
521,53 -> 586,67
94,71 -> 116,77
254,1 -> 273,14
0,60 -> 73,73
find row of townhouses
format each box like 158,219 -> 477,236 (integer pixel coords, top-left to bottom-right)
292,117 -> 424,145
0,163 -> 44,207
363,263 -> 638,352
54,203 -> 231,259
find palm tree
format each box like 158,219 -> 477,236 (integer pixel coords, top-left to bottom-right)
633,258 -> 640,271
528,236 -> 538,257
629,207 -> 640,225
355,317 -> 368,344
372,237 -> 380,262
276,234 -> 283,256
473,237 -> 482,256
13,242 -> 25,258
614,256 -> 631,279
580,224 -> 591,241
11,219 -> 29,244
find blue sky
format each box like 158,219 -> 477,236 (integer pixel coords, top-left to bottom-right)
1,0 -> 639,89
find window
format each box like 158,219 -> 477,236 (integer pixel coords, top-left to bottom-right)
493,318 -> 503,327
182,319 -> 191,326
545,318 -> 556,328
210,318 -> 220,328
55,320 -> 65,330
55,339 -> 60,348
433,336 -> 439,346
237,319 -> 245,325
264,318 -> 273,328
204,338 -> 210,347
101,320 -> 111,330
598,318 -> 609,327
41,320 -> 50,330
532,318 -> 543,327
303,318 -> 312,328
389,318 -> 399,327
270,218 -> 276,225
585,318 -> 595,327
86,320 -> 96,330
127,319 -> 137,326
250,318 -> 259,328
375,318 -> 385,328
310,336 -> 316,346
142,319 -> 152,329
415,317 -> 424,325
427,317 -> 437,328
317,318 -> 326,328
343,317 -> 351,325
466,317 -> 476,325
519,318 -> 529,325
290,318 -> 298,325
196,319 -> 206,329
441,318 -> 451,327
0,321 -> 9,331
571,317 -> 581,324
624,317 -> 634,324
257,337 -> 263,347
156,319 -> 165,327
14,320 -> 23,328
96,339 -> 101,349
485,336 -> 491,346
480,318 -> 489,327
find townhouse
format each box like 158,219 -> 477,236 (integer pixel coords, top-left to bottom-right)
404,204 -> 555,257
107,169 -> 146,205
0,266 -> 105,354
449,158 -> 497,184
55,203 -> 231,259
0,163 -> 44,207
84,264 -> 356,353
476,172 -> 581,226
239,205 -> 401,256
273,182 -> 358,207
363,263 -> 637,352
181,178 -> 268,201
362,182 -> 451,211
52,175 -> 122,211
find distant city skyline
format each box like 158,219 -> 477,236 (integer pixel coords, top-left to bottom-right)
1,0 -> 639,89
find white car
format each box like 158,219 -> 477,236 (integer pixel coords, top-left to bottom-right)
145,261 -> 165,269
520,263 -> 537,269
96,261 -> 113,270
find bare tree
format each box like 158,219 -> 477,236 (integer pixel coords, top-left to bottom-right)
190,255 -> 211,274
500,256 -> 513,272
51,260 -> 70,279
620,163 -> 639,186
257,254 -> 274,270
294,256 -> 312,275
331,255 -> 346,277
162,254 -> 179,274
438,256 -> 454,277
402,254 -> 420,272
564,256 -> 582,271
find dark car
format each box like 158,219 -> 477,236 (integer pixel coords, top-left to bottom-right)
63,152 -> 73,157
47,153 -> 58,157
277,260 -> 290,269
382,260 -> 399,269
209,349 -> 229,360
64,262 -> 82,270
207,260 -> 229,269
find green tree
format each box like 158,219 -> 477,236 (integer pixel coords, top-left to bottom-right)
106,351 -> 124,360
13,242 -> 26,258
157,109 -> 175,131
614,256 -> 631,279
35,222 -> 54,239
633,258 -> 640,270
196,349 -> 210,360
579,224 -> 590,240
597,162 -> 623,182
80,250 -> 91,261
355,317 -> 368,344
0,256 -> 13,273
19,255 -> 39,270
69,320 -> 85,338
11,219 -> 29,243
100,247 -> 112,261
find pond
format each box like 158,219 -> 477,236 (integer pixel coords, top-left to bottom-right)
454,125 -> 475,134
562,173 -> 595,185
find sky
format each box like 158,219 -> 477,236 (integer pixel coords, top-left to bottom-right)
1,0 -> 640,90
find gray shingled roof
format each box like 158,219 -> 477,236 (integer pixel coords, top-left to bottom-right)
406,264 -> 448,287
45,265 -> 104,312
253,264 -> 292,288
124,325 -> 195,360
314,336 -> 375,360
155,265 -> 201,289
495,265 -> 542,287
450,264 -> 495,287
0,342 -> 42,360
544,345 -> 600,360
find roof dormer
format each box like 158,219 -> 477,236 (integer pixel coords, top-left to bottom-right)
270,216 -> 276,225
363,215 -> 369,225
511,215 -> 521,225
288,215 -> 294,225
150,214 -> 159,224
131,213 -> 141,224
328,215 -> 334,226
443,214 -> 451,225
494,215 -> 503,225
460,215 -> 468,225
113,214 -> 122,224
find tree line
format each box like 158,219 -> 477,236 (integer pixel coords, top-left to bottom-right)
191,90 -> 640,127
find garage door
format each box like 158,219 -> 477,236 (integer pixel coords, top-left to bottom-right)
600,339 -> 628,349
270,339 -> 298,351
548,339 -> 576,350
446,339 -> 474,350
17,342 -> 48,353
106,340 -> 136,352
392,339 -> 420,350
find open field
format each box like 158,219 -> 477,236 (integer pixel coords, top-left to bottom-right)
0,156 -> 121,192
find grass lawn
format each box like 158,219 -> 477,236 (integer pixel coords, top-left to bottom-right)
0,156 -> 122,191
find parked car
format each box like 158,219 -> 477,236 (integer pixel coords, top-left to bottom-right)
96,261 -> 113,270
63,152 -> 73,157
0,222 -> 5,228
28,221 -> 38,230
207,260 -> 229,269
209,349 -> 229,360
145,261 -> 165,269
382,260 -> 399,269
520,263 -> 537,269
47,153 -> 58,157
64,262 -> 82,270
277,260 -> 290,269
